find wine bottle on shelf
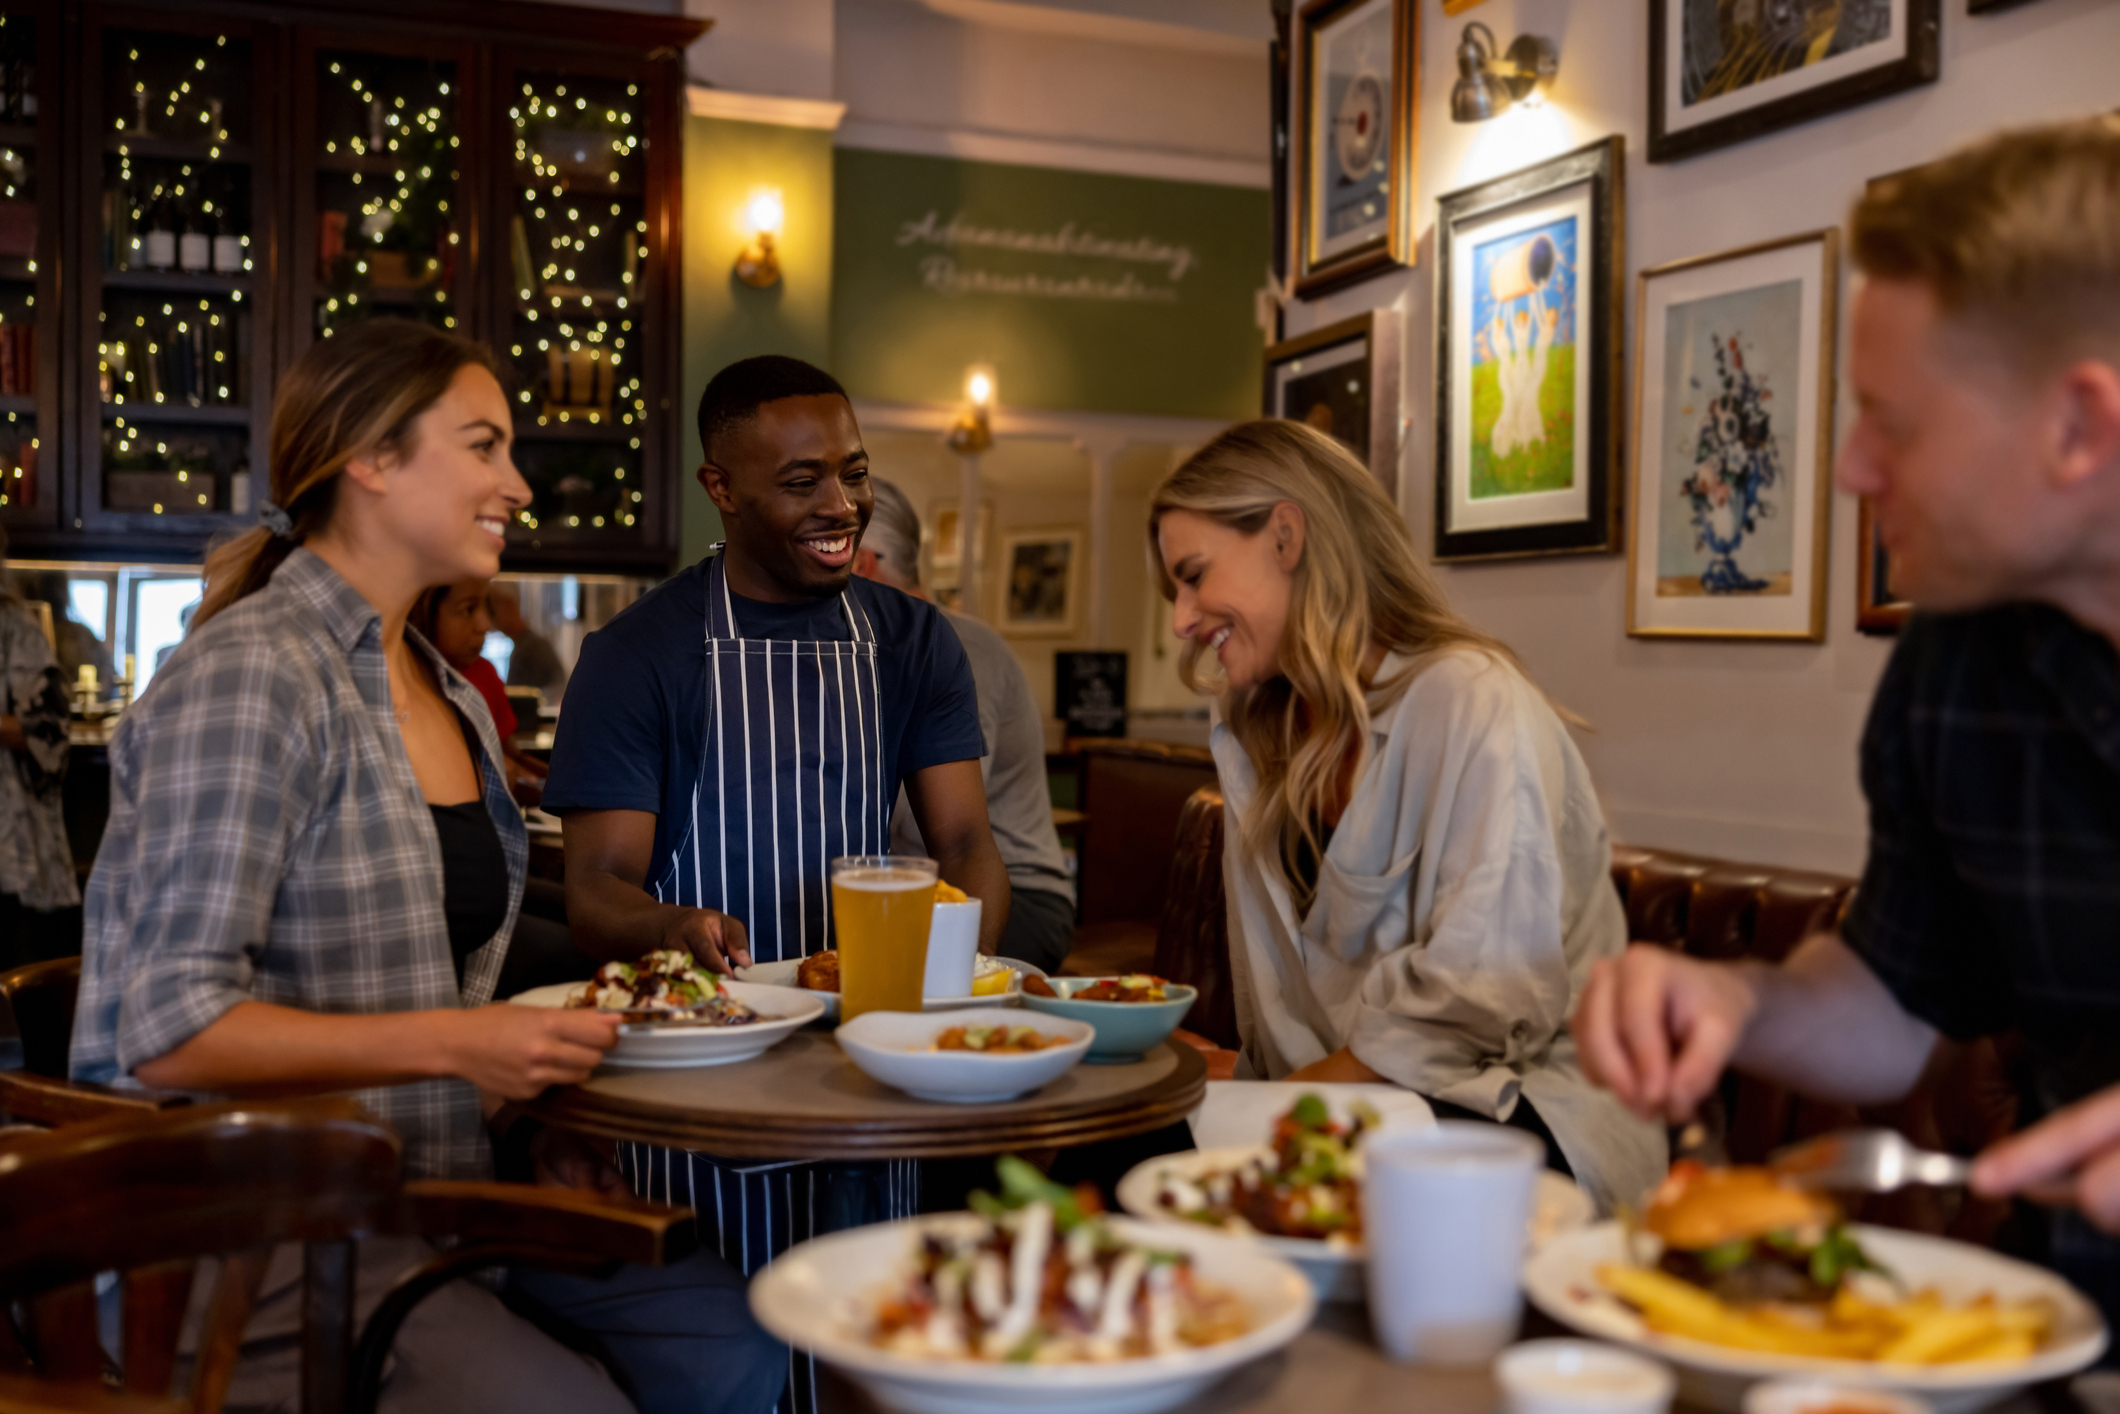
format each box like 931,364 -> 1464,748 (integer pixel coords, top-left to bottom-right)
212,179 -> 244,274
179,191 -> 211,274
19,62 -> 34,121
145,192 -> 176,271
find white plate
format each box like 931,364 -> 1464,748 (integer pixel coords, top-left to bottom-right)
508,980 -> 824,1069
1117,1145 -> 1593,1303
836,1007 -> 1093,1103
1523,1221 -> 2109,1414
1185,1080 -> 1435,1151
737,955 -> 1046,1023
749,1213 -> 1316,1414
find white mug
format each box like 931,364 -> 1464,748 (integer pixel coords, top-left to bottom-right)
921,899 -> 982,997
1362,1120 -> 1544,1365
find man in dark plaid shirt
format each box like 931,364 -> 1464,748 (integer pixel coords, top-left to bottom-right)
1574,116 -> 2120,1325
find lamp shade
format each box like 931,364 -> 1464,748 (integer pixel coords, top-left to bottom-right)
1450,24 -> 1513,124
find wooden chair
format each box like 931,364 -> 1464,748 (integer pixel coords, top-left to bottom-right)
0,959 -> 188,1129
0,1097 -> 695,1414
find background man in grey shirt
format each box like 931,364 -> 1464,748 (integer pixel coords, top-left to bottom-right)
857,479 -> 1077,972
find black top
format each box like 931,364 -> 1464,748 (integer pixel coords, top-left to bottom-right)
1840,604 -> 2120,1315
1292,816 -> 1337,906
541,556 -> 986,875
428,799 -> 510,985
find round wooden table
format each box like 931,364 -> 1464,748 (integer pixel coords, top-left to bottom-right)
525,1030 -> 1207,1160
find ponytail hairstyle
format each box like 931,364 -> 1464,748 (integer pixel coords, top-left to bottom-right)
193,319 -> 500,629
1149,419 -> 1530,907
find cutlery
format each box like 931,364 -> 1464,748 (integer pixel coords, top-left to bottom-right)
1769,1128 -> 1973,1193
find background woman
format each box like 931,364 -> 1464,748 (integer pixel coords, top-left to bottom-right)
0,521 -> 78,967
69,318 -> 781,1414
1150,419 -> 1664,1214
409,579 -> 550,796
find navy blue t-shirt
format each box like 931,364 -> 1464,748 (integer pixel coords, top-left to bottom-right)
543,556 -> 986,879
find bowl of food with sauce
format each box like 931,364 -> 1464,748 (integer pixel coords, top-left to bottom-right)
835,1006 -> 1093,1103
1019,975 -> 1198,1064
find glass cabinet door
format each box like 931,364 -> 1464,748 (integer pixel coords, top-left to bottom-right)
77,7 -> 275,534
292,31 -> 476,359
0,3 -> 58,530
492,52 -> 676,568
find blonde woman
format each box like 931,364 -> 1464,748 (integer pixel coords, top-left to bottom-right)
1151,420 -> 1664,1213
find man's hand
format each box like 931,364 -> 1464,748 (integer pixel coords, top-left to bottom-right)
530,1126 -> 631,1195
441,1006 -> 621,1100
660,906 -> 752,972
1574,944 -> 1761,1123
1973,1086 -> 2120,1224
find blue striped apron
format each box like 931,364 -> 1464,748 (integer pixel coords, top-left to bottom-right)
616,550 -> 920,1414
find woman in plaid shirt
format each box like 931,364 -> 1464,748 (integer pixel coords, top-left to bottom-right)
71,319 -> 781,1414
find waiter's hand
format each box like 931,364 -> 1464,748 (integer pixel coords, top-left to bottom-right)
444,1005 -> 621,1099
661,906 -> 752,972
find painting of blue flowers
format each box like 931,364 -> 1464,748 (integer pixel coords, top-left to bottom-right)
1654,280 -> 1803,596
1629,230 -> 1838,640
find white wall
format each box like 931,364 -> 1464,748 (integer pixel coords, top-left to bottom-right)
1278,0 -> 2120,873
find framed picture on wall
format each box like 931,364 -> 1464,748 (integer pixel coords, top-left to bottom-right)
1264,309 -> 1402,497
1292,0 -> 1415,297
998,526 -> 1084,638
1857,498 -> 1911,634
1648,0 -> 1941,164
1434,137 -> 1624,563
1626,229 -> 1839,641
928,500 -> 991,571
1968,0 -> 2046,11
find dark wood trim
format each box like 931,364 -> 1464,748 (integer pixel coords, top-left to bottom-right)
1647,0 -> 1941,165
1432,136 -> 1624,563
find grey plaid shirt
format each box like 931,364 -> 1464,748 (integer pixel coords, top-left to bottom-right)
70,549 -> 525,1180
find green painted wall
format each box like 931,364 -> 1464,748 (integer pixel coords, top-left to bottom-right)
678,115 -> 836,568
832,148 -> 1270,419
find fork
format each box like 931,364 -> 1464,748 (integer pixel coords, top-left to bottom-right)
1769,1128 -> 1974,1193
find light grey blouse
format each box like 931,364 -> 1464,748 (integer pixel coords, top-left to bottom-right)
1212,647 -> 1666,1215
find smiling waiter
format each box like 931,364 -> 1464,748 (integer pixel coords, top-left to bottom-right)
543,355 -> 1008,1414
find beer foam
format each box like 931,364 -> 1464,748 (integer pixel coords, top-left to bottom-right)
832,868 -> 936,892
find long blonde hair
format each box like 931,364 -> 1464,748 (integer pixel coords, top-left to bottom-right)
1149,419 -> 1522,904
194,319 -> 498,629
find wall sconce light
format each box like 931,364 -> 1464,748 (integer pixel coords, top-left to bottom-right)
1450,22 -> 1559,124
735,188 -> 784,288
946,364 -> 996,454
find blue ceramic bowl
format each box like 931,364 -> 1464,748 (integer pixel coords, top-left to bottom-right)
1019,979 -> 1198,1064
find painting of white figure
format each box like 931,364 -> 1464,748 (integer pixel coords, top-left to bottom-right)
1468,215 -> 1579,499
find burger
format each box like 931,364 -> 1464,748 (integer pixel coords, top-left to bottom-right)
1642,1161 -> 1882,1305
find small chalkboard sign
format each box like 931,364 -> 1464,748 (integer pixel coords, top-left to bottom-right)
1055,652 -> 1127,740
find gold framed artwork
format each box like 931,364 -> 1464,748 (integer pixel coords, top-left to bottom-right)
1440,0 -> 1490,12
1292,0 -> 1415,297
1626,229 -> 1839,641
927,500 -> 990,571
1856,497 -> 1910,634
998,526 -> 1084,639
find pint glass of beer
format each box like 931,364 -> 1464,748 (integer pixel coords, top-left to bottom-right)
831,855 -> 940,1021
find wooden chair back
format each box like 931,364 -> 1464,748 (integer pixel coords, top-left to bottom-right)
0,1098 -> 401,1414
0,960 -> 188,1129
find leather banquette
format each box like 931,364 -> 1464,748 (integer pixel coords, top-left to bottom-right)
1154,790 -> 2024,1240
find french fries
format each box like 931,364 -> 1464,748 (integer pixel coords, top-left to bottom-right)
1595,1263 -> 2054,1365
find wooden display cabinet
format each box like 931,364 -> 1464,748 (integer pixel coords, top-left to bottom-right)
0,1 -> 63,535
16,0 -> 699,572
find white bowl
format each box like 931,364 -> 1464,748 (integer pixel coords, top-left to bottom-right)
834,1007 -> 1092,1103
1185,1080 -> 1435,1151
738,954 -> 1044,1022
1117,1145 -> 1593,1302
1744,1381 -> 1932,1414
508,979 -> 824,1069
1498,1339 -> 1677,1414
922,900 -> 984,997
749,1213 -> 1316,1414
1522,1221 -> 2108,1414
